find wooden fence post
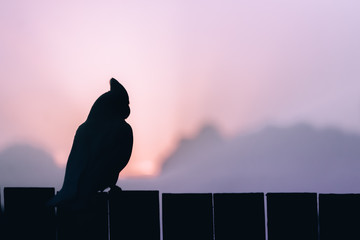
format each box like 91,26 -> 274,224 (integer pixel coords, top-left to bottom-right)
3,187 -> 56,240
109,190 -> 160,240
319,194 -> 360,239
214,193 -> 265,240
266,193 -> 318,240
0,189 -> 3,240
57,192 -> 108,240
162,193 -> 213,240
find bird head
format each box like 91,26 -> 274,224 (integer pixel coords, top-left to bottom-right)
87,78 -> 131,121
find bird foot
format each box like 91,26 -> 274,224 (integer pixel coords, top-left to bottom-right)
110,185 -> 122,194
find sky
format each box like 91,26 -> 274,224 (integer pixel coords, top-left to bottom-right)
1,0 -> 360,177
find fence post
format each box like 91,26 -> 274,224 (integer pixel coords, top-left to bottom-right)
266,193 -> 318,240
109,190 -> 160,240
162,193 -> 213,240
0,189 -> 3,240
57,192 -> 108,240
3,187 -> 56,240
213,193 -> 265,240
319,194 -> 360,239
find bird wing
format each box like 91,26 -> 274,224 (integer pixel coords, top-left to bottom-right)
78,121 -> 133,193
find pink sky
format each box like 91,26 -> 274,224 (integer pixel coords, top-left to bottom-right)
1,0 -> 360,177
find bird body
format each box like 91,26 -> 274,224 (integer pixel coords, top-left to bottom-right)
48,78 -> 133,208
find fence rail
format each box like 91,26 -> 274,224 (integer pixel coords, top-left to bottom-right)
0,188 -> 359,240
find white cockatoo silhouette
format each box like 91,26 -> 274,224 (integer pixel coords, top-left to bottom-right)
48,78 -> 133,208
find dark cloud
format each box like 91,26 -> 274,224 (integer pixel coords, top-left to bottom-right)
121,123 -> 360,193
0,144 -> 63,188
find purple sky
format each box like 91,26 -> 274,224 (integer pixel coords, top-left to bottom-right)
1,0 -> 360,176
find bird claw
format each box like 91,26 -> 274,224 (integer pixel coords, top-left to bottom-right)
110,185 -> 122,194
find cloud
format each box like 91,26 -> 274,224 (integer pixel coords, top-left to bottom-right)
121,123 -> 360,193
0,143 -> 63,188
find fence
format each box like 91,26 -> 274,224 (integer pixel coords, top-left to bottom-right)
0,188 -> 359,240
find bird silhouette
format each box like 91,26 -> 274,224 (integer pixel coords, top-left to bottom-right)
48,78 -> 133,209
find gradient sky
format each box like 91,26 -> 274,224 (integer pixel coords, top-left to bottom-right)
1,0 -> 360,177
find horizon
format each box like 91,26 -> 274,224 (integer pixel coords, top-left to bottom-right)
2,122 -> 360,194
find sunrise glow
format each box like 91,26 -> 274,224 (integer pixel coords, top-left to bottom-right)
1,1 -> 360,178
